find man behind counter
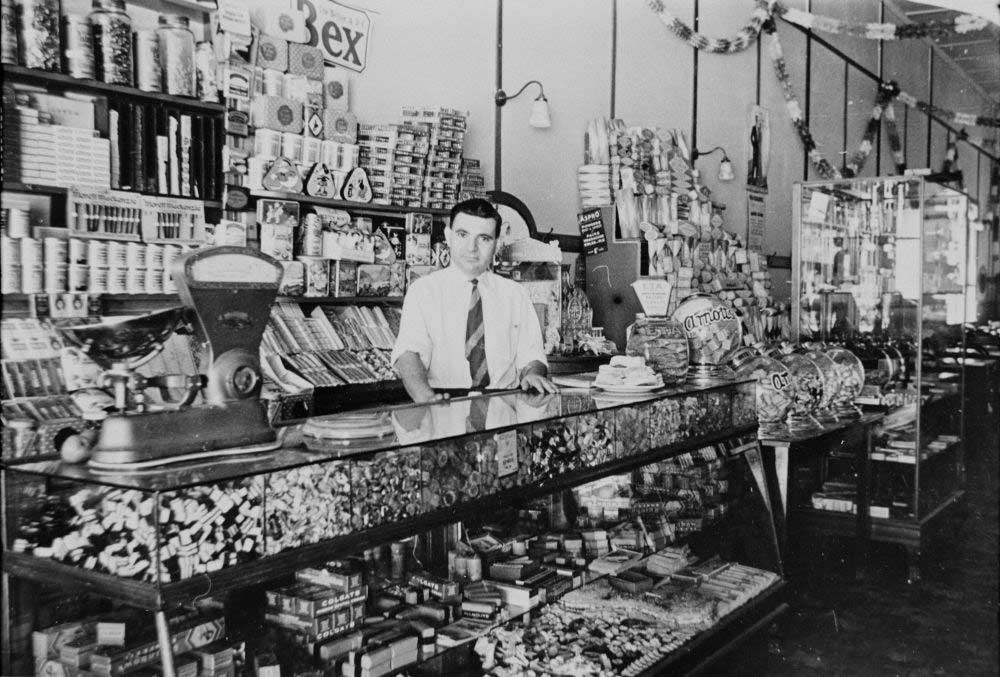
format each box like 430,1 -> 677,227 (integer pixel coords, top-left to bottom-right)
390,198 -> 558,403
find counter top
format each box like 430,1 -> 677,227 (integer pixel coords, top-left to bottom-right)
5,377 -> 754,492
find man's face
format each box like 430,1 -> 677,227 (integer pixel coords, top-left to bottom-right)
446,212 -> 498,278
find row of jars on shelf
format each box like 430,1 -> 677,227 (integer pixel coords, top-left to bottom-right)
626,293 -> 913,435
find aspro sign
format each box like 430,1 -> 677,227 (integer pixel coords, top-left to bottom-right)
297,0 -> 372,73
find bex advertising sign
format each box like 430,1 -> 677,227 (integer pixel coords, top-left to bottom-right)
297,0 -> 372,73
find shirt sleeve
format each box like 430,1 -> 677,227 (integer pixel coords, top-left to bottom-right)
390,280 -> 433,370
514,284 -> 548,372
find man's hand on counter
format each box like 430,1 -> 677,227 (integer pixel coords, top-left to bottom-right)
519,362 -> 559,395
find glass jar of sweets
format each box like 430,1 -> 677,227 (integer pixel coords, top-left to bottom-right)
825,346 -> 865,418
89,0 -> 132,85
731,346 -> 792,434
768,346 -> 823,432
20,0 -> 61,71
157,14 -> 195,97
671,293 -> 743,382
801,343 -> 840,422
625,314 -> 689,386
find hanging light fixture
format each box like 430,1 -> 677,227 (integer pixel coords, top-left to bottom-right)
691,146 -> 735,182
496,80 -> 551,129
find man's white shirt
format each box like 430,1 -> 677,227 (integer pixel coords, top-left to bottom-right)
390,266 -> 547,389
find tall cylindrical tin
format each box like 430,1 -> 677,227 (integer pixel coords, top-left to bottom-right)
68,238 -> 88,264
43,237 -> 68,266
125,241 -> 146,268
19,237 -> 41,270
62,14 -> 95,79
1,264 -> 22,294
44,263 -> 68,293
68,264 -> 89,291
107,264 -> 127,294
8,207 -> 30,238
133,28 -> 161,92
126,266 -> 145,294
145,266 -> 163,294
22,263 -> 43,293
87,239 -> 109,267
88,266 -> 109,293
107,240 -> 127,268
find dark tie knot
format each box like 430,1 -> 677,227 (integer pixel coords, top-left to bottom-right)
471,278 -> 479,287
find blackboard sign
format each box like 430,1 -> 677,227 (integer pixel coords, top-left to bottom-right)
577,208 -> 609,256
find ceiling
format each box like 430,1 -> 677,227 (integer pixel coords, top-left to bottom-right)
887,1 -> 1000,105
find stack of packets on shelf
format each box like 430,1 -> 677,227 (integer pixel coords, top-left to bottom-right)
33,608 -> 232,677
260,302 -> 400,392
257,197 -> 434,299
458,157 -> 487,201
355,107 -> 467,208
264,564 -> 368,655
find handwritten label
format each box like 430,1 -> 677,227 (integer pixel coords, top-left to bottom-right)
630,279 -> 673,317
96,622 -> 126,647
577,208 -> 609,256
495,431 -> 518,477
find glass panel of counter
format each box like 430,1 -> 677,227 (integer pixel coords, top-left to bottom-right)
4,379 -> 757,584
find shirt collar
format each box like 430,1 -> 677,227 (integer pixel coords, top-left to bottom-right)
445,265 -> 495,289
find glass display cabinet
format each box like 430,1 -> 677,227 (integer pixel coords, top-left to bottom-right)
3,381 -> 787,676
792,176 -> 969,580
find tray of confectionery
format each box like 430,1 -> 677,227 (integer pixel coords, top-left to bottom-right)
592,356 -> 664,393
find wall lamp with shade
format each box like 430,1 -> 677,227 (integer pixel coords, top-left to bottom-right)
495,80 -> 551,129
691,145 -> 735,182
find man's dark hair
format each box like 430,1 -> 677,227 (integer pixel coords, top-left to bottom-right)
449,198 -> 502,237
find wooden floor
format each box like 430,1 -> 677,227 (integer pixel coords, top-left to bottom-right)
745,437 -> 999,676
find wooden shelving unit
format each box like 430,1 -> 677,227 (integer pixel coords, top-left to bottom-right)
1,65 -> 225,113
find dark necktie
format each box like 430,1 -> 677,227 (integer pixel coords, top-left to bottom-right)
466,278 -> 490,389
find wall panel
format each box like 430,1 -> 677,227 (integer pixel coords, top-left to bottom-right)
501,0 -> 613,234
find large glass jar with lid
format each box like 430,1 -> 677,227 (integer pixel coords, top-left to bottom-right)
801,342 -> 841,422
157,14 -> 196,97
671,293 -> 742,382
625,314 -> 688,385
89,0 -> 133,85
825,345 -> 865,418
731,346 -> 793,434
766,345 -> 823,432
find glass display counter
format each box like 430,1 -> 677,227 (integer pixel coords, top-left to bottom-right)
792,176 -> 970,580
4,381 -> 756,601
3,380 -> 787,676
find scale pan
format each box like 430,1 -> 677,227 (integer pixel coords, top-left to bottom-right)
59,306 -> 189,367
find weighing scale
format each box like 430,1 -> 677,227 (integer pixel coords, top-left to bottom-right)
60,247 -> 284,469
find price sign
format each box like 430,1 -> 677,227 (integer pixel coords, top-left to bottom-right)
495,431 -> 518,477
577,208 -> 609,255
